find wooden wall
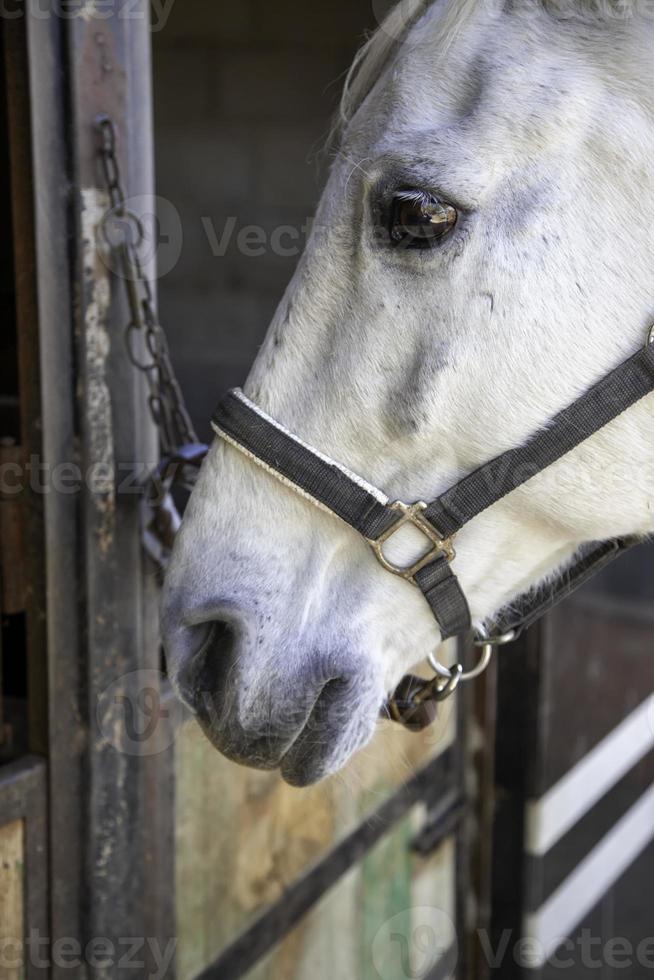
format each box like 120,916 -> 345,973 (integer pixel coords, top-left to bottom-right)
0,819 -> 24,980
175,676 -> 458,979
245,831 -> 456,980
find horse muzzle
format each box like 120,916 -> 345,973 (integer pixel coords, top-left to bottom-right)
164,604 -> 384,786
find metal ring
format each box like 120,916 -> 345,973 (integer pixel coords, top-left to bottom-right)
427,643 -> 495,693
427,627 -> 516,685
427,649 -> 454,679
647,322 -> 654,348
463,627 -> 516,681
100,207 -> 145,252
473,626 -> 516,648
427,646 -> 491,684
459,642 -> 494,681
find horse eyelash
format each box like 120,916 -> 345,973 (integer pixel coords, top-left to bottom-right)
393,189 -> 437,208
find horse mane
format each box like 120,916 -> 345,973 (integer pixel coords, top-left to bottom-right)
338,0 -> 438,132
337,0 -> 644,136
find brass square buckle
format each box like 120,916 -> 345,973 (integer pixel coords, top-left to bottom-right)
367,501 -> 456,583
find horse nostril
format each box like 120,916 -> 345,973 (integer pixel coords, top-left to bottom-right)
172,617 -> 240,718
195,620 -> 234,675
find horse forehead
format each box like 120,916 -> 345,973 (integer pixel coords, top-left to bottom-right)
384,7 -> 585,143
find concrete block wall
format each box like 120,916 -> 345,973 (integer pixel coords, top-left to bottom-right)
152,0 -> 376,439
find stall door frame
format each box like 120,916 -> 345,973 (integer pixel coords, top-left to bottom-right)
24,3 -> 176,976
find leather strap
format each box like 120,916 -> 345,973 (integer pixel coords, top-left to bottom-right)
213,390 -> 472,638
425,344 -> 654,538
212,336 -> 653,645
491,538 -> 635,638
414,556 -> 471,639
213,390 -> 400,540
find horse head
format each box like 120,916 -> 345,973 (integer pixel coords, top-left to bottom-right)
162,0 -> 654,785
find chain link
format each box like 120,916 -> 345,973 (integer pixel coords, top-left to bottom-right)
96,115 -> 207,573
97,114 -> 199,457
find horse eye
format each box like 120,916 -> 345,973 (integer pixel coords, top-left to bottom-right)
389,193 -> 458,248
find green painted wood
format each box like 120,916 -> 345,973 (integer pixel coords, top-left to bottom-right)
360,811 -> 414,980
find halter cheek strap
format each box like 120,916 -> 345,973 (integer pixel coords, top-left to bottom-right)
211,334 -> 654,715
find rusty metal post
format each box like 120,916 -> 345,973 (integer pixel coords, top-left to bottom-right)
25,0 -> 175,973
63,5 -> 175,974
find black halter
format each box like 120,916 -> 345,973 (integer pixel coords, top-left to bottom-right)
212,333 -> 654,727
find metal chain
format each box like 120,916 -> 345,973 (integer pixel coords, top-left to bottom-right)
96,115 -> 207,574
96,114 -> 199,457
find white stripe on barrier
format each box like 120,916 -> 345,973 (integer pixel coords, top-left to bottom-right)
523,779 -> 654,968
525,693 -> 654,857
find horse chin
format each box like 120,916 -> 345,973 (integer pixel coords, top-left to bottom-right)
278,702 -> 381,787
192,699 -> 380,788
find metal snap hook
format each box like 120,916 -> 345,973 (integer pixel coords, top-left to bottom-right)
432,662 -> 463,700
427,626 -> 516,693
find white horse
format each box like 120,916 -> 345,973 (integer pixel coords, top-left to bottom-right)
162,0 -> 654,786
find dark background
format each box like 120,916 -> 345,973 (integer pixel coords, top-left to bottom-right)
153,1 -> 378,441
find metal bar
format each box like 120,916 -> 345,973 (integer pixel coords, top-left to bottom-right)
27,2 -> 174,965
122,20 -> 176,959
62,3 -> 174,972
3,12 -> 48,756
26,2 -> 84,960
453,640 -> 472,980
411,787 -> 465,856
197,749 -> 456,980
469,646 -> 499,980
488,625 -> 542,980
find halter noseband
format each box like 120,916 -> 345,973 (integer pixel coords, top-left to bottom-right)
211,328 -> 654,729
